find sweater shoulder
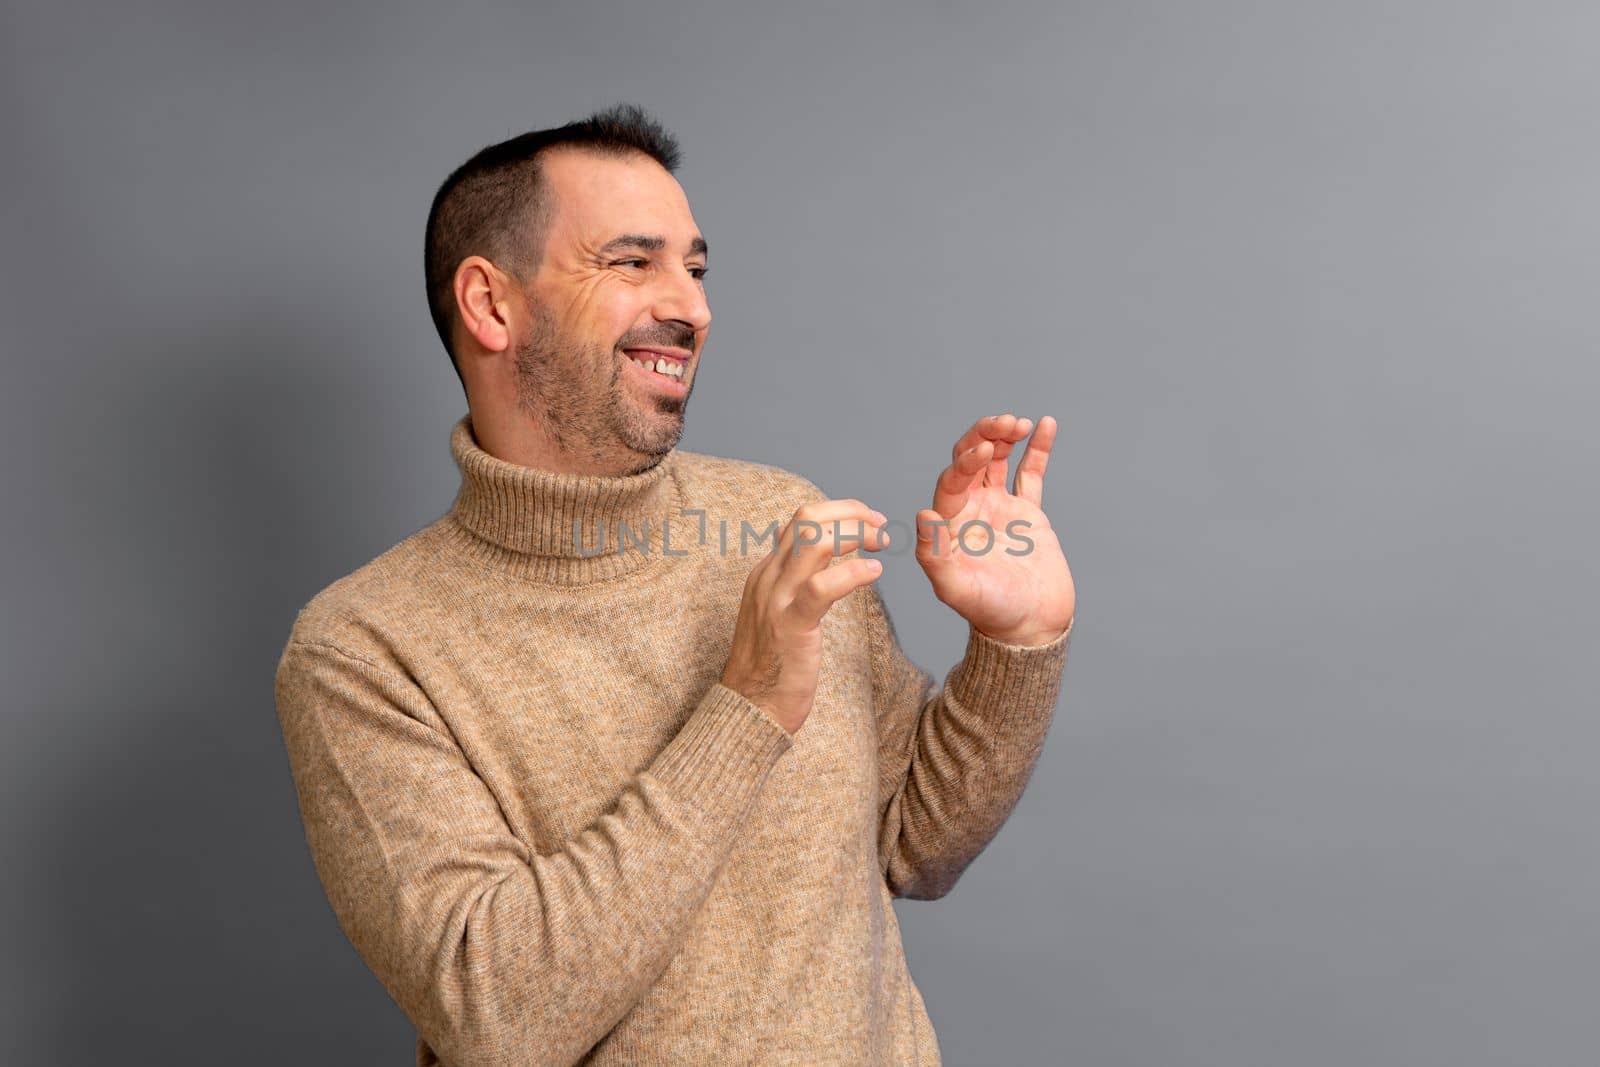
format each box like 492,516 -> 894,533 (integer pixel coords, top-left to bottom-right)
670,448 -> 828,512
277,519 -> 458,673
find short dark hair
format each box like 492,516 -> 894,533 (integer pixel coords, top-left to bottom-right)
423,103 -> 682,388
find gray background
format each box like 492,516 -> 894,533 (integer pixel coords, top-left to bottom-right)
5,1 -> 1597,1063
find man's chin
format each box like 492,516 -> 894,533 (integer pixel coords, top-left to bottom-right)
619,409 -> 685,458
645,419 -> 685,455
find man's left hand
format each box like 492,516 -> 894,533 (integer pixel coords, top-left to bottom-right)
913,413 -> 1076,647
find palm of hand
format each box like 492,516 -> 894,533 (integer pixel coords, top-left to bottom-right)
914,414 -> 1076,646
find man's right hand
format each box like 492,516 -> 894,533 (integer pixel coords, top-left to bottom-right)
720,498 -> 891,735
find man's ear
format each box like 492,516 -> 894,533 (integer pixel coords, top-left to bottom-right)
453,256 -> 516,354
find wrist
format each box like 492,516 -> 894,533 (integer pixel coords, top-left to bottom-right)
974,617 -> 1072,648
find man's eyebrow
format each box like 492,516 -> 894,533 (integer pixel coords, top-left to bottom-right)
599,233 -> 709,257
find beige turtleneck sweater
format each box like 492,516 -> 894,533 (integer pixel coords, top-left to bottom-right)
274,413 -> 1073,1066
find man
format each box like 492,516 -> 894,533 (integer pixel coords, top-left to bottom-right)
275,103 -> 1076,1066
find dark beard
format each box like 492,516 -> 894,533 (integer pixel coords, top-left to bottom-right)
512,302 -> 687,469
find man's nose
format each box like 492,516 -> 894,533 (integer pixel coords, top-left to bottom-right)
652,266 -> 711,332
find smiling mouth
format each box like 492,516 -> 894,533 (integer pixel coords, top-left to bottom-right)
623,350 -> 688,382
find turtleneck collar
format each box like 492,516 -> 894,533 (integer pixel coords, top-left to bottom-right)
444,413 -> 686,585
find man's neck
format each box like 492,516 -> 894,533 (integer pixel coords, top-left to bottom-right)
467,404 -> 660,477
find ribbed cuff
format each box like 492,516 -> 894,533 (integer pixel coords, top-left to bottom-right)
647,683 -> 795,828
946,616 -> 1073,728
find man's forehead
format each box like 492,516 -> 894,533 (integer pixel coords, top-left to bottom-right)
542,149 -> 702,251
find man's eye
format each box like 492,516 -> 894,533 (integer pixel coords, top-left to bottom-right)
614,258 -> 648,269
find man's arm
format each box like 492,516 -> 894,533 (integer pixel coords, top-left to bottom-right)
274,638 -> 792,1067
862,583 -> 1072,900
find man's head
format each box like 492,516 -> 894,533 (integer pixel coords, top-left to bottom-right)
424,105 -> 710,475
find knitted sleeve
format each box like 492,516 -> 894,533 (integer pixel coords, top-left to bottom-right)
861,584 -> 1073,900
274,639 -> 792,1067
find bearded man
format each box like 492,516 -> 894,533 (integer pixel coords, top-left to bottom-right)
275,103 -> 1076,1066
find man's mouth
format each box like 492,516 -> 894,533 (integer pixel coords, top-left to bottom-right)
623,348 -> 688,381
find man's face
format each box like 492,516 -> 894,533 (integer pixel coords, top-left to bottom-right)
512,148 -> 711,472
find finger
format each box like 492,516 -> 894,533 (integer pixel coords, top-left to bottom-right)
787,557 -> 883,627
984,415 -> 1032,489
778,515 -> 890,570
997,416 -> 1033,481
931,438 -> 993,517
767,499 -> 884,569
774,498 -> 885,555
914,507 -> 958,563
950,412 -> 1030,464
953,413 -> 1033,491
771,506 -> 891,594
1012,415 -> 1057,507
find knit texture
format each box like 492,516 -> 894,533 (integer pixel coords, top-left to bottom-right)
274,413 -> 1074,1066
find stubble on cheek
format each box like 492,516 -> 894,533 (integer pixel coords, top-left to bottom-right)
512,301 -> 689,464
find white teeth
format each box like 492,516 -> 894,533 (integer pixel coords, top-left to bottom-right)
630,355 -> 684,379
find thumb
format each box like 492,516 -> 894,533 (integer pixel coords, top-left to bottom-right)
916,509 -> 953,562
